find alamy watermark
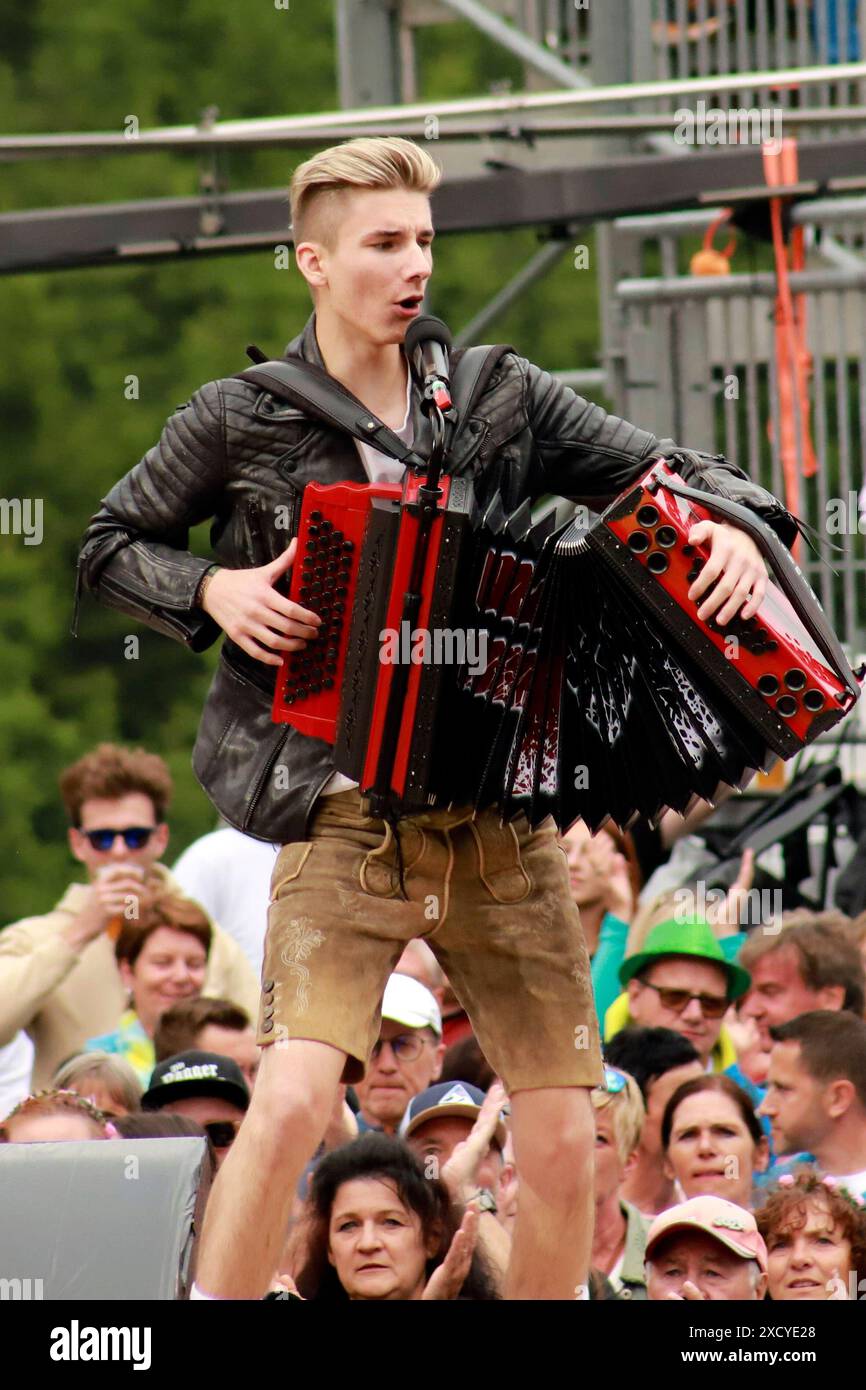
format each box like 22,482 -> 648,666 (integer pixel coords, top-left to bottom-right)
674,99 -> 783,151
379,622 -> 488,677
0,498 -> 43,545
0,1276 -> 43,1299
674,882 -> 783,931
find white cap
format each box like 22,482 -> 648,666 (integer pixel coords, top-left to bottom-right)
381,973 -> 442,1037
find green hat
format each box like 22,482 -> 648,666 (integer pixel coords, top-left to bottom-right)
618,917 -> 750,1001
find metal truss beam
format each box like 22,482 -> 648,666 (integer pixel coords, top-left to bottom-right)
4,63 -> 866,161
3,136 -> 865,275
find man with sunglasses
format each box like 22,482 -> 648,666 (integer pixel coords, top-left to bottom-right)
0,743 -> 259,1088
141,1049 -> 250,1168
352,974 -> 445,1136
611,918 -> 750,1072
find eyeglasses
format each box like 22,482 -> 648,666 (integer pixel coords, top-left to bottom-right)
370,1033 -> 429,1063
638,978 -> 729,1019
204,1120 -> 241,1148
78,827 -> 158,851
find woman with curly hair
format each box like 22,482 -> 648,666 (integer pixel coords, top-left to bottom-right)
290,1134 -> 500,1300
757,1168 -> 866,1300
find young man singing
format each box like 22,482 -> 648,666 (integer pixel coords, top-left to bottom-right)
77,137 -> 794,1299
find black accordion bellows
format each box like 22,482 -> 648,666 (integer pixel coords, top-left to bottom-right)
438,507 -> 772,832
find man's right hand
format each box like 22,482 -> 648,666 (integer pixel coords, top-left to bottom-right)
201,538 -> 322,667
64,865 -> 147,950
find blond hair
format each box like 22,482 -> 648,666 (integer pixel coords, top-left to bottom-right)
289,137 -> 441,249
591,1069 -> 645,1162
52,1051 -> 143,1114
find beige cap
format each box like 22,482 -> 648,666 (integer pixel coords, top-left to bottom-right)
646,1196 -> 768,1274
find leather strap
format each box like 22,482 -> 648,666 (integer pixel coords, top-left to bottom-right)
234,343 -> 513,471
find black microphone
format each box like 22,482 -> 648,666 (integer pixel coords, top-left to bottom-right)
404,315 -> 453,412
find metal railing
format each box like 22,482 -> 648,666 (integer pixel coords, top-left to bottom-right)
614,260 -> 866,652
475,0 -> 866,135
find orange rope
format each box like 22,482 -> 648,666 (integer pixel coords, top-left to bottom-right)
763,138 -> 818,561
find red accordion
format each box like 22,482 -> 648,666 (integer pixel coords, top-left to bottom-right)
273,458 -> 861,830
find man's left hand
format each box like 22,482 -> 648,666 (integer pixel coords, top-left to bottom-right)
687,520 -> 767,625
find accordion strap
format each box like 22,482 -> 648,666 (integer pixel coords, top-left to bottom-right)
234,343 -> 512,470
662,473 -> 861,700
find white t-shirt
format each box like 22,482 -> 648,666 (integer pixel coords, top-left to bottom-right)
320,370 -> 414,797
826,1167 -> 866,1199
172,827 -> 279,977
0,1032 -> 34,1117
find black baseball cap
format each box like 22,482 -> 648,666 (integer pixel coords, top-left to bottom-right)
141,1050 -> 250,1112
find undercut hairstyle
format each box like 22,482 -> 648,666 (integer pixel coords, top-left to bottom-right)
604,1026 -> 701,1102
661,1073 -> 764,1153
296,1134 -> 500,1301
591,1068 -> 645,1161
737,919 -> 864,1017
0,1088 -> 107,1140
52,1051 -> 143,1114
59,742 -> 173,824
154,997 -> 250,1063
114,892 -> 212,969
770,1011 -> 866,1109
756,1167 -> 866,1281
289,136 -> 441,250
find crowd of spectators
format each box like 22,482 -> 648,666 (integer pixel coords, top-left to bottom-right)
3,741 -> 866,1302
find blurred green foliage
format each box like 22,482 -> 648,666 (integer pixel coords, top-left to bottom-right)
0,1 -> 608,919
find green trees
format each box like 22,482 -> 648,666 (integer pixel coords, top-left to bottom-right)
0,3 -> 599,918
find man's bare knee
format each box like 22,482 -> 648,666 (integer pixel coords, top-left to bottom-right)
509,1087 -> 595,1195
249,1038 -> 347,1136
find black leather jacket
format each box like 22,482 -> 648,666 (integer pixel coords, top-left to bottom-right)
76,312 -> 797,844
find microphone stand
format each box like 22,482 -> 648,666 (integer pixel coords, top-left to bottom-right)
368,377 -> 455,821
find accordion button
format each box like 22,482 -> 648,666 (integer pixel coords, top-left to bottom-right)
682,544 -> 695,556
326,664 -> 337,674
300,588 -> 310,599
308,525 -> 320,536
343,540 -> 354,553
758,674 -> 780,697
637,504 -> 659,527
327,648 -> 338,659
310,511 -> 322,522
804,690 -> 825,712
333,530 -> 344,542
324,679 -> 335,690
784,668 -> 807,692
777,695 -> 797,718
321,520 -> 332,533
